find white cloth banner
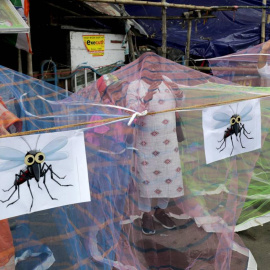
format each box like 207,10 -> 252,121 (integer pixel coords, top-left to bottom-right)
203,99 -> 261,164
0,130 -> 90,220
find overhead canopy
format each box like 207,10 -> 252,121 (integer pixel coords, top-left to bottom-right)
0,0 -> 29,33
84,1 -> 148,36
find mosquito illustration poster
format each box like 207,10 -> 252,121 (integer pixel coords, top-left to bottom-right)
0,130 -> 90,220
203,99 -> 261,164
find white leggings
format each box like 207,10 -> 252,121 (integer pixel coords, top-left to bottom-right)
138,197 -> 169,213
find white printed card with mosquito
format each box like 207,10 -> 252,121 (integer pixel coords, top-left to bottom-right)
203,99 -> 261,164
0,130 -> 90,220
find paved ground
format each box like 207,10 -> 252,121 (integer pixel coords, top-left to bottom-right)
10,205 -> 270,269
120,212 -> 249,270
239,222 -> 270,270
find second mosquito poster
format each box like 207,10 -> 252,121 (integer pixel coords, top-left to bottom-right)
203,99 -> 261,164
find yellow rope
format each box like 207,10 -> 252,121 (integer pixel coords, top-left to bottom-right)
0,116 -> 129,138
0,94 -> 269,139
148,94 -> 270,115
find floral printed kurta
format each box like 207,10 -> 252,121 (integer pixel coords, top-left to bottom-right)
127,79 -> 184,198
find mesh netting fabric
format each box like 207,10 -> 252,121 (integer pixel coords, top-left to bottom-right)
208,43 -> 270,88
208,44 -> 270,231
1,52 -> 269,269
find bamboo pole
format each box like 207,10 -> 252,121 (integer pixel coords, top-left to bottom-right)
161,0 -> 167,58
127,30 -> 136,61
261,0 -> 267,43
18,49 -> 22,73
26,13 -> 33,76
82,1 -> 270,11
82,0 -> 213,10
47,2 -> 82,15
27,53 -> 33,77
120,3 -> 136,61
64,15 -> 216,20
185,20 -> 192,66
190,66 -> 258,74
215,5 -> 270,10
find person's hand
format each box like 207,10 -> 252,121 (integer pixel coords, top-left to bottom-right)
142,81 -> 160,103
164,81 -> 184,99
261,40 -> 270,53
143,90 -> 157,103
148,81 -> 161,91
174,90 -> 184,99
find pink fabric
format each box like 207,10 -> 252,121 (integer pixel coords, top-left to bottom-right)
73,52 -> 263,269
85,115 -> 110,146
126,79 -> 184,198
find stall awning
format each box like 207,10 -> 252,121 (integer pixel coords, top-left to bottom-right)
84,2 -> 148,36
0,0 -> 29,33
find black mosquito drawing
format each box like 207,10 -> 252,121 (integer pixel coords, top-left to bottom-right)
214,103 -> 254,155
0,135 -> 72,211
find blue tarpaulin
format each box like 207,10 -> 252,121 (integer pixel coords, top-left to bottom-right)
125,0 -> 270,58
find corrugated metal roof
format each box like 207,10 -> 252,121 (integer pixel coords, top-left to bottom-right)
85,2 -> 148,36
85,2 -> 121,16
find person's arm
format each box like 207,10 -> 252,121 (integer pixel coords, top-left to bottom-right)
258,40 -> 270,69
163,78 -> 185,107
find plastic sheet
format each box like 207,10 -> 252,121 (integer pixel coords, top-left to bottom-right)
0,95 -> 21,269
1,53 -> 270,269
125,0 -> 269,58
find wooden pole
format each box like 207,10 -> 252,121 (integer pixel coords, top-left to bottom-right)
27,13 -> 33,76
65,15 -> 216,20
81,1 -> 269,11
185,20 -> 192,66
120,3 -> 136,61
161,0 -> 167,58
82,0 -> 213,10
47,2 -> 82,15
27,52 -> 33,76
215,5 -> 269,10
18,49 -> 22,73
261,0 -> 267,43
127,30 -> 136,61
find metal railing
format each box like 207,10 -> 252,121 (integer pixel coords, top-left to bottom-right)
40,60 -> 125,93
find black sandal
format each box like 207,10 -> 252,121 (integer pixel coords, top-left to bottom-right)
142,212 -> 156,235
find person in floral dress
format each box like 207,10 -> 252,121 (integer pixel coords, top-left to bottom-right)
126,64 -> 184,234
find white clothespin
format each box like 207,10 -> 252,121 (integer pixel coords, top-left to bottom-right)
127,110 -> 148,126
